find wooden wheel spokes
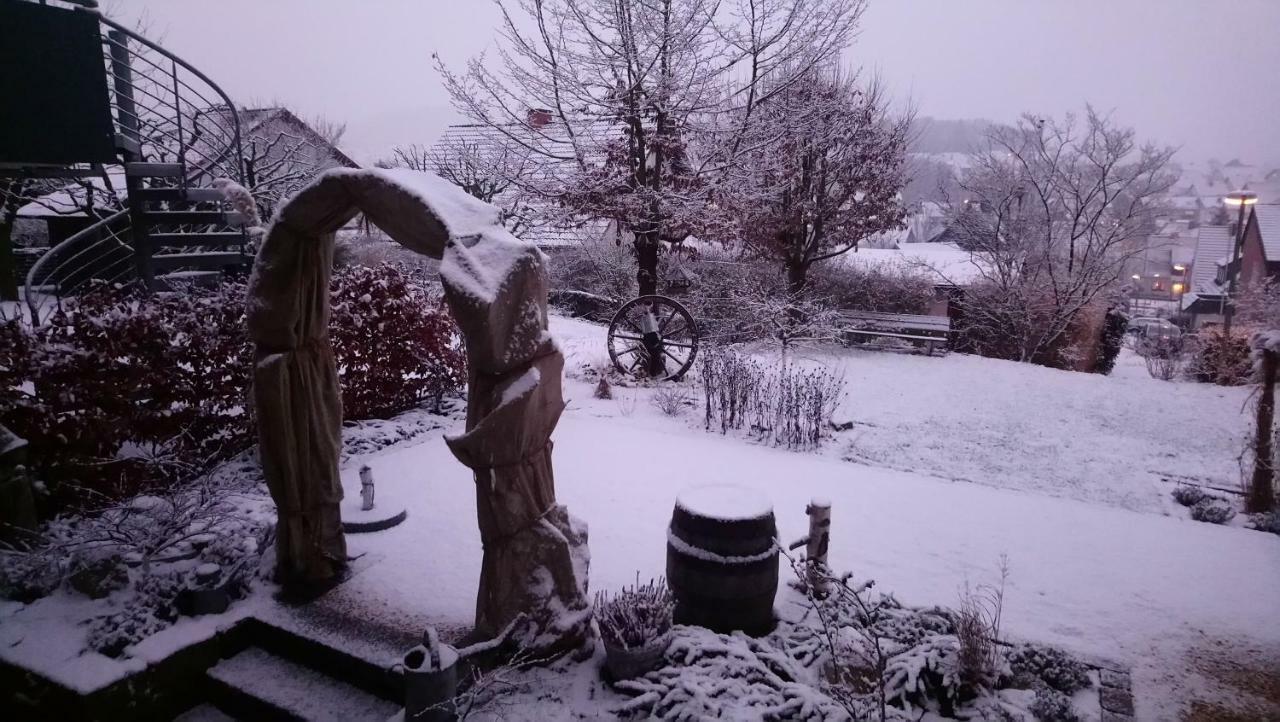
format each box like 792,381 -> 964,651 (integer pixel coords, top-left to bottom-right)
607,295 -> 700,381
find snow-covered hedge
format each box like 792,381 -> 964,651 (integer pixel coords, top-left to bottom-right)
1186,329 -> 1252,386
0,264 -> 464,511
329,263 -> 465,418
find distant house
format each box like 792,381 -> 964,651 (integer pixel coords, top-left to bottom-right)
1237,203 -> 1280,291
1182,204 -> 1280,327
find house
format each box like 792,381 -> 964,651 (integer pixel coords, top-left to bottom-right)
1237,203 -> 1280,291
1182,204 -> 1280,327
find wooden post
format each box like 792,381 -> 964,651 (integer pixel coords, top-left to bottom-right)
1249,347 -> 1277,513
805,498 -> 831,595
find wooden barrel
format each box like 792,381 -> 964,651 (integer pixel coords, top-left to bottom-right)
666,485 -> 778,636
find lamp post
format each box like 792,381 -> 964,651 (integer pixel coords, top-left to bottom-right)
1222,190 -> 1258,335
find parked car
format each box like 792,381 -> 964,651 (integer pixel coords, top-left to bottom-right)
1138,319 -> 1181,343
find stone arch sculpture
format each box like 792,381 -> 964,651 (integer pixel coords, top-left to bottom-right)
245,168 -> 590,651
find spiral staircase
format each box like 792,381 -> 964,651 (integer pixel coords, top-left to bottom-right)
6,0 -> 251,323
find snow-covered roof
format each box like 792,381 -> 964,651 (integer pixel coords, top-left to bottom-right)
838,243 -> 986,286
16,170 -> 127,218
428,119 -> 622,250
1184,225 -> 1232,308
1253,204 -> 1280,261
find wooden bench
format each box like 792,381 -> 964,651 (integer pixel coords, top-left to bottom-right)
837,311 -> 952,355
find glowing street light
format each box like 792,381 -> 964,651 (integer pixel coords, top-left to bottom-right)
1222,190 -> 1259,335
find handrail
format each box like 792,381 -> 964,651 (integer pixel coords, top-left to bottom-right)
20,1 -> 248,322
24,208 -> 133,323
87,7 -> 244,184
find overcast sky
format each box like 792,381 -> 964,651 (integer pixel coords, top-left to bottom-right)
113,0 -> 1280,166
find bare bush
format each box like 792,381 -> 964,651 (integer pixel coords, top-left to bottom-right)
651,386 -> 692,417
1142,338 -> 1183,381
701,349 -> 845,449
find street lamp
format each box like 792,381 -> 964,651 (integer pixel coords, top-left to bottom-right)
1222,190 -> 1258,335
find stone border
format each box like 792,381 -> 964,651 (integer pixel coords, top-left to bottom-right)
1091,660 -> 1135,721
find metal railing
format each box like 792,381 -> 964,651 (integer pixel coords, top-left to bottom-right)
24,208 -> 134,323
21,3 -> 245,322
94,11 -> 244,185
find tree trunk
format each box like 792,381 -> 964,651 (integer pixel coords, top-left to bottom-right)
1248,347 -> 1276,513
635,231 -> 660,297
785,258 -> 808,298
783,259 -> 809,331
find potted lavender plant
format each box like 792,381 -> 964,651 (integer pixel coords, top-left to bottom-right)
595,576 -> 675,681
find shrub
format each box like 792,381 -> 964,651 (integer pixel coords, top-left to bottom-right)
594,577 -> 674,651
700,349 -> 845,449
86,571 -> 183,658
1172,485 -> 1208,507
1,283 -> 256,505
651,385 -> 692,416
1006,644 -> 1091,694
1143,337 -> 1184,380
1,265 -> 465,512
329,264 -> 465,419
1190,497 -> 1236,524
1093,306 -> 1128,375
806,262 -> 935,315
1251,511 -> 1280,535
1187,330 -> 1252,385
1028,684 -> 1079,722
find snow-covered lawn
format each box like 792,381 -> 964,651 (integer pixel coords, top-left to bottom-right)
3,314 -> 1274,718
323,315 -> 1278,718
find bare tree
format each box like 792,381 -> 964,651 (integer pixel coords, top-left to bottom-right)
948,108 -> 1178,365
386,141 -> 538,235
236,110 -> 350,220
716,70 -> 911,298
436,0 -> 867,296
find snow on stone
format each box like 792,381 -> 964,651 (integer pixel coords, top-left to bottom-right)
676,484 -> 773,521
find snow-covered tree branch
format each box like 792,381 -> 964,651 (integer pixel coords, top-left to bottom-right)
435,0 -> 867,295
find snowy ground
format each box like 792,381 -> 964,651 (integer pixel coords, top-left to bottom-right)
3,314 -> 1275,718
328,315 -> 1279,719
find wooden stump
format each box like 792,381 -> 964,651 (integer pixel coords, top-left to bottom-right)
666,485 -> 778,636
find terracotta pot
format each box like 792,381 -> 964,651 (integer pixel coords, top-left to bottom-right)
604,630 -> 672,682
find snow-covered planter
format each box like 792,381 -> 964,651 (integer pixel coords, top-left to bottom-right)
595,577 -> 675,681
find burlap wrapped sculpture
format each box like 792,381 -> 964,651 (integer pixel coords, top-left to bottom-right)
246,168 -> 590,650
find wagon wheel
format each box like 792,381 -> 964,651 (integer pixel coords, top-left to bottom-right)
607,295 -> 700,381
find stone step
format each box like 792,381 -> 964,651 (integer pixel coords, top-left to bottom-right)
150,252 -> 247,271
206,647 -> 400,722
149,232 -> 247,249
132,187 -> 226,204
142,210 -> 246,227
126,161 -> 185,178
172,703 -> 239,721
